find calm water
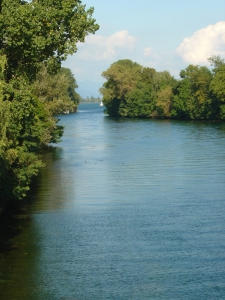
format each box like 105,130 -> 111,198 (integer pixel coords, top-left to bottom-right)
0,102 -> 225,299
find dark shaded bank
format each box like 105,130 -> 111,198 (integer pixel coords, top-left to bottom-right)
0,144 -> 58,218
0,200 -> 29,253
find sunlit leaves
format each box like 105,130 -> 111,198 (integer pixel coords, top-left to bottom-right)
33,65 -> 80,115
209,58 -> 225,119
210,65 -> 225,102
101,56 -> 225,120
0,0 -> 98,203
100,59 -> 176,118
100,59 -> 143,116
1,0 -> 99,80
176,65 -> 213,119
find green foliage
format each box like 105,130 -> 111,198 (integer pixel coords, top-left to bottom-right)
120,84 -> 155,117
33,65 -> 80,115
100,56 -> 225,120
172,65 -> 214,119
208,55 -> 225,72
0,0 -> 99,81
140,67 -> 156,85
209,58 -> 225,119
210,65 -> 225,102
0,72 -> 57,201
155,86 -> 173,117
171,78 -> 193,119
100,59 -> 143,116
100,59 -> 176,118
0,0 -> 99,205
177,65 -> 215,119
153,71 -> 177,117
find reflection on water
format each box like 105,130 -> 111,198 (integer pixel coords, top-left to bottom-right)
0,103 -> 225,299
31,147 -> 70,211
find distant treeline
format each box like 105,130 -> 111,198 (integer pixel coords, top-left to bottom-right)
80,96 -> 102,103
100,56 -> 225,120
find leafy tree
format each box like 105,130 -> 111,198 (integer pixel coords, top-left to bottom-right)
155,86 -> 173,117
208,55 -> 225,71
152,71 -> 175,92
100,56 -> 225,120
172,65 -> 213,119
100,59 -> 143,116
210,67 -> 225,103
140,67 -> 156,85
209,56 -> 225,119
120,67 -> 157,118
0,0 -> 99,81
33,66 -> 80,115
120,84 -> 155,117
171,78 -> 193,119
100,59 -> 177,118
0,63 -> 59,202
119,68 -> 157,118
152,71 -> 177,117
1,65 -> 78,201
0,0 -> 99,205
210,65 -> 225,118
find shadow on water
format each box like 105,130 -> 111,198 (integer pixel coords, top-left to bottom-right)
0,197 -> 36,300
0,201 -> 31,254
0,145 -> 63,300
0,145 -> 61,255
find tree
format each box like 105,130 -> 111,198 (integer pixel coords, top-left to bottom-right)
33,66 -> 80,115
120,84 -> 155,117
100,59 -> 143,116
152,71 -> 176,117
0,0 -> 99,204
100,59 -> 177,118
100,56 -> 225,120
171,78 -> 193,119
208,55 -> 225,71
209,56 -> 225,119
155,86 -> 173,117
0,0 -> 99,81
0,56 -> 46,202
140,67 -> 156,85
210,65 -> 225,118
172,65 -> 213,119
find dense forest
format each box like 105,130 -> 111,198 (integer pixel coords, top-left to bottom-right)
100,57 -> 225,120
0,0 -> 99,209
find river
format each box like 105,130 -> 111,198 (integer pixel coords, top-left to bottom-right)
0,102 -> 225,299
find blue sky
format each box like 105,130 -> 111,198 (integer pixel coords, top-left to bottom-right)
62,0 -> 225,98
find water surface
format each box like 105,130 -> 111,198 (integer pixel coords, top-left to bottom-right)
0,103 -> 225,299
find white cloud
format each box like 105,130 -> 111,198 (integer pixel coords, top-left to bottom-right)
144,47 -> 154,57
176,21 -> 225,64
76,30 -> 137,61
143,47 -> 160,61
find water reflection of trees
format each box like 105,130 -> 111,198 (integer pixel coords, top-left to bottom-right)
0,202 -> 40,300
27,146 -> 70,212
